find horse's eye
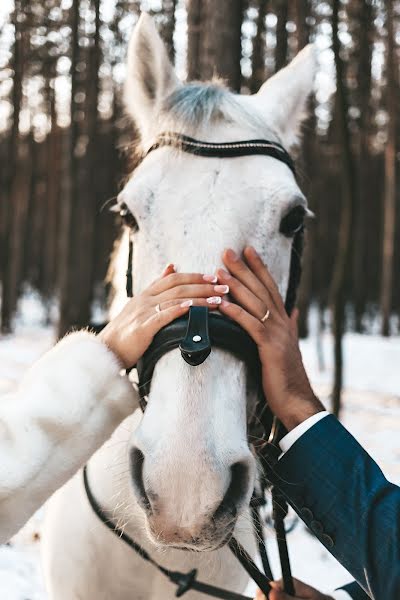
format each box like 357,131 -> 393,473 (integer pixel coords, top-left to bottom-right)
279,205 -> 306,237
119,203 -> 139,232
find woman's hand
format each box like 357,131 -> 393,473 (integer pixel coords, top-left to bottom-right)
99,265 -> 228,368
218,247 -> 324,431
255,579 -> 333,600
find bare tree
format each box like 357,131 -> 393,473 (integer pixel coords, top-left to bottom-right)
250,1 -> 268,93
330,0 -> 358,417
186,0 -> 244,91
275,0 -> 288,71
1,0 -> 28,333
352,0 -> 374,332
58,0 -> 82,336
380,0 -> 397,336
160,0 -> 177,62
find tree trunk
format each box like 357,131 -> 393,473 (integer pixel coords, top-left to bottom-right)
160,0 -> 177,63
275,0 -> 288,71
353,0 -> 373,332
294,0 -> 310,51
330,0 -> 358,417
250,1 -> 268,93
380,0 -> 397,336
187,0 -> 202,80
58,0 -> 82,336
186,0 -> 244,91
1,0 -> 27,333
292,0 -> 314,338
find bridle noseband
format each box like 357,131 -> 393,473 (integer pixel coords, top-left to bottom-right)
86,132 -> 303,599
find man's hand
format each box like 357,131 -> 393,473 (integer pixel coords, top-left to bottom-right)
255,579 -> 333,600
218,246 -> 324,431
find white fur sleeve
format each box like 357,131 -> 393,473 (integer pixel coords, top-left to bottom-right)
0,331 -> 136,543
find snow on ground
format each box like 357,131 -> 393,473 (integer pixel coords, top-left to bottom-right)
1,316 -> 399,599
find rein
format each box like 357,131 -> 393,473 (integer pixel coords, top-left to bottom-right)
85,132 -> 303,599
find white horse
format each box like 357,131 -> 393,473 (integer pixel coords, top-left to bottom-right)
42,14 -> 316,600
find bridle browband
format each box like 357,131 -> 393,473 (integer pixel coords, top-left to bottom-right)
146,132 -> 296,173
85,132 -> 303,599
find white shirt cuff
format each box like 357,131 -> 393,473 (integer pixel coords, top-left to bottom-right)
279,411 -> 329,455
331,590 -> 353,600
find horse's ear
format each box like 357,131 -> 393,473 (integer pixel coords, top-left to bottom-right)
124,13 -> 180,139
254,44 -> 317,149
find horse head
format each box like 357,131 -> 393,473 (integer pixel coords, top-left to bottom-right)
116,14 -> 316,552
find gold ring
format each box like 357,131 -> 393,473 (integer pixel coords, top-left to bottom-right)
155,303 -> 162,313
260,309 -> 270,323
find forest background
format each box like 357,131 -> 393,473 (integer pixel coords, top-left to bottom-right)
0,0 -> 399,414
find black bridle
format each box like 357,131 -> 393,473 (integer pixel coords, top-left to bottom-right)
85,132 -> 303,599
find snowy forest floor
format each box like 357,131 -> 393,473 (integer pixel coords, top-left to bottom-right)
1,315 -> 400,599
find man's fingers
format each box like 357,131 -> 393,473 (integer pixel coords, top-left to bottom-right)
243,246 -> 287,316
289,308 -> 299,337
218,300 -> 269,346
269,591 -> 291,600
222,249 -> 277,310
216,269 -> 272,321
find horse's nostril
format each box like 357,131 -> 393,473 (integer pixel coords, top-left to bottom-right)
214,461 -> 250,521
129,447 -> 151,512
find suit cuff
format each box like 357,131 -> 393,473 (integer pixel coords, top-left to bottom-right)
331,591 -> 353,600
279,411 -> 329,455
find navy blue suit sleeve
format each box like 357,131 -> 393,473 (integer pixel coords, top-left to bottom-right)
338,581 -> 370,600
267,415 -> 400,600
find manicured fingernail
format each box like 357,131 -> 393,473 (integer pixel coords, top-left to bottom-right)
247,246 -> 258,257
225,248 -> 238,261
217,268 -> 231,280
203,274 -> 218,283
207,296 -> 222,305
165,263 -> 175,271
214,284 -> 229,294
180,300 -> 193,307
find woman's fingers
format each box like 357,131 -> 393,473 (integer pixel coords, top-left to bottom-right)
149,271 -> 218,295
156,297 -> 223,311
157,283 -> 228,303
243,246 -> 286,316
161,263 -> 176,278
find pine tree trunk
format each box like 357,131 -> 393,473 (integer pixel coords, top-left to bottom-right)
275,0 -> 288,71
160,0 -> 177,63
1,0 -> 27,333
330,0 -> 358,417
43,59 -> 59,301
380,0 -> 397,336
187,0 -> 202,80
353,0 -> 373,332
250,1 -> 268,93
293,0 -> 314,338
58,0 -> 82,336
187,0 -> 244,91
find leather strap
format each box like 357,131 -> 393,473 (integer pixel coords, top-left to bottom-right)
180,306 -> 211,365
146,133 -> 296,176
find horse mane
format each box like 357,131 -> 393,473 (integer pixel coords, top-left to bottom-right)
159,81 -> 271,138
